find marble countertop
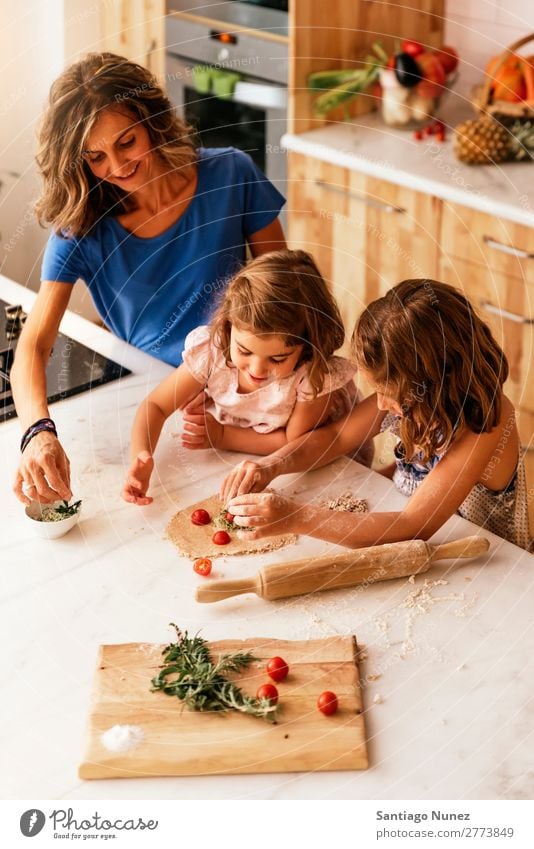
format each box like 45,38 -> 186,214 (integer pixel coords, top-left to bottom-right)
282,98 -> 534,228
1,276 -> 532,801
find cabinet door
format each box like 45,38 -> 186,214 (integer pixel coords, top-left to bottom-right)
288,152 -> 440,353
441,202 -> 534,285
101,0 -> 165,78
439,254 -> 534,416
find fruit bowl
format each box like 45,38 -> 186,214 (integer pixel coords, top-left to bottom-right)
24,499 -> 82,539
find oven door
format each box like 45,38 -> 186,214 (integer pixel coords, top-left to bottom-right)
166,54 -> 287,201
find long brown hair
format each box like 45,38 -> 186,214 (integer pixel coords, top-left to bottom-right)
35,53 -> 197,235
353,279 -> 509,462
210,250 -> 346,396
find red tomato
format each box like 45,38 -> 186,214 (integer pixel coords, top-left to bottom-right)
212,530 -> 231,545
225,512 -> 235,523
266,656 -> 289,682
386,54 -> 396,69
191,508 -> 211,526
413,129 -> 423,140
317,691 -> 338,716
193,557 -> 212,577
256,683 -> 279,705
401,39 -> 425,58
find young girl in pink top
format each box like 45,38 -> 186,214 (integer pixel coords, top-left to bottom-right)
122,250 -> 359,505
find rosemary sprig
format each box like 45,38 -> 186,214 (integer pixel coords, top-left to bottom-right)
54,499 -> 82,517
151,625 -> 277,721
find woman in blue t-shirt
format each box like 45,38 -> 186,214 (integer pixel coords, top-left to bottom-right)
12,53 -> 285,505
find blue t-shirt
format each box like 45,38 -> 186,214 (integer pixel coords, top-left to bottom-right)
41,147 -> 285,366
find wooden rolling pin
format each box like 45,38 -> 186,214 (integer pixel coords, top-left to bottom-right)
195,535 -> 489,604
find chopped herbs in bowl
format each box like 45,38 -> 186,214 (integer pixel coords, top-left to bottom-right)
25,498 -> 82,538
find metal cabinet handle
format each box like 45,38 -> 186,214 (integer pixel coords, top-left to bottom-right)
481,301 -> 534,325
483,236 -> 534,260
314,180 -> 406,214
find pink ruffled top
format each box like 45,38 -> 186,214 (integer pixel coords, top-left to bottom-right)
182,326 -> 356,433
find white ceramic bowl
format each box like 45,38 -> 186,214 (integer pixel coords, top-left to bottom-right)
24,499 -> 82,539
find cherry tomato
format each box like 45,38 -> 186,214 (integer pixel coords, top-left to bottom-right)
193,557 -> 212,577
266,656 -> 289,682
225,512 -> 235,523
191,508 -> 211,526
256,683 -> 279,705
413,129 -> 423,140
317,691 -> 338,716
212,530 -> 231,545
435,131 -> 445,142
401,39 -> 425,58
424,123 -> 435,136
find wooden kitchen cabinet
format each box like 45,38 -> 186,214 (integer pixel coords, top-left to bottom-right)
100,0 -> 165,79
439,254 -> 534,418
441,202 -> 534,286
288,151 -> 440,353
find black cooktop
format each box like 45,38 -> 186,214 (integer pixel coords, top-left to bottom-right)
0,300 -> 131,422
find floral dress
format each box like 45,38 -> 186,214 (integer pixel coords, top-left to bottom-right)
381,413 -> 533,552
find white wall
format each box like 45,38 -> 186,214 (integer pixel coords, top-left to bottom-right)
0,0 -> 102,321
445,0 -> 534,97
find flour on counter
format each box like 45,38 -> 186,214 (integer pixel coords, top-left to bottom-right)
322,492 -> 368,513
101,724 -> 145,753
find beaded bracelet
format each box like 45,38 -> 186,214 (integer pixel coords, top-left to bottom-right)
20,418 -> 58,453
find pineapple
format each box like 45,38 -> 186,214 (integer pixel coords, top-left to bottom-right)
454,115 -> 534,164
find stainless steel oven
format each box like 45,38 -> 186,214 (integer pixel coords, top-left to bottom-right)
165,4 -> 288,203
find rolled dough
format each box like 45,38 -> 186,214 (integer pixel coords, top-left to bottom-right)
166,494 -> 297,558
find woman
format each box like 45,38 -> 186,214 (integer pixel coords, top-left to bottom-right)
12,53 -> 285,505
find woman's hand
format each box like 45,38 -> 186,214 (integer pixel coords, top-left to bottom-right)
227,492 -> 298,540
121,451 -> 154,505
219,457 -> 281,503
14,431 -> 72,505
181,400 -> 224,449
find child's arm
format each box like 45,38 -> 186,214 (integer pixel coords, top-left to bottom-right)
122,365 -> 204,504
220,393 -> 385,502
182,390 -> 340,453
227,403 -> 515,547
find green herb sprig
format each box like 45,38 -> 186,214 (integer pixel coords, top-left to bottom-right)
151,625 -> 277,721
214,508 -> 239,533
38,499 -> 82,522
308,41 -> 389,116
55,499 -> 82,517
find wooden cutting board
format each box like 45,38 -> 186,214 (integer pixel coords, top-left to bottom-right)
79,636 -> 368,779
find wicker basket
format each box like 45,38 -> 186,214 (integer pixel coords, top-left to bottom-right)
471,33 -> 534,119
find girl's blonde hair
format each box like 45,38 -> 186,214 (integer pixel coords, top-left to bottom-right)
35,53 -> 197,235
353,279 -> 509,462
210,249 -> 346,396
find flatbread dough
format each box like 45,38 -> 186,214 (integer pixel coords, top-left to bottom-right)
166,494 -> 297,558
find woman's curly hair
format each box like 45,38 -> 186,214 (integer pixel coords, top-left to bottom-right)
35,53 -> 197,235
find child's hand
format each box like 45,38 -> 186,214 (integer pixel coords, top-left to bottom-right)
121,451 -> 154,505
219,458 -> 279,503
226,492 -> 297,540
181,400 -> 223,449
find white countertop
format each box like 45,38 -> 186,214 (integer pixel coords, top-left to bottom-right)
282,99 -> 534,228
1,276 -> 532,801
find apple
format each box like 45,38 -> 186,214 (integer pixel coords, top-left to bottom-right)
433,45 -> 459,75
415,52 -> 446,99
